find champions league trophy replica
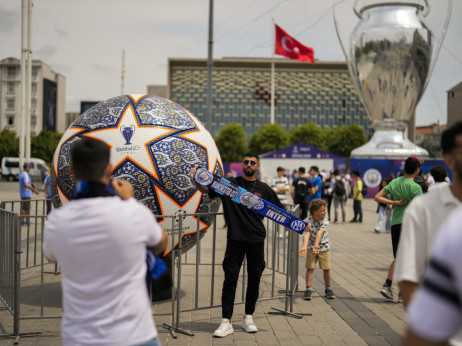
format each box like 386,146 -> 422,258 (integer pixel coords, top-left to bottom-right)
334,0 -> 452,158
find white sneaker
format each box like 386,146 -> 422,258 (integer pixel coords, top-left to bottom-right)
242,314 -> 258,333
213,318 -> 234,337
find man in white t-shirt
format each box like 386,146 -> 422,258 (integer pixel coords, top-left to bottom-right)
403,205 -> 462,346
395,121 -> 462,343
43,138 -> 168,346
271,166 -> 290,207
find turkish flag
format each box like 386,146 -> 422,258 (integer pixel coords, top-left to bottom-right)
275,24 -> 314,63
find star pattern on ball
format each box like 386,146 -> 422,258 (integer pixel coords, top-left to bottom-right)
84,103 -> 175,180
179,109 -> 222,173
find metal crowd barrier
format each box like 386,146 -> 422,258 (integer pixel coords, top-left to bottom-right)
0,208 -> 20,341
0,200 -> 306,342
162,204 -> 307,338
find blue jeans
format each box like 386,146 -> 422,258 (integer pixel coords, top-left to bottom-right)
375,205 -> 391,232
137,337 -> 162,346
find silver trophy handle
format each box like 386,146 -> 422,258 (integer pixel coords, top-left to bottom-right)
353,0 -> 430,18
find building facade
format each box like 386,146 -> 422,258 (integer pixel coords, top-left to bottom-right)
415,123 -> 446,157
0,57 -> 66,135
168,58 -> 370,138
447,82 -> 462,127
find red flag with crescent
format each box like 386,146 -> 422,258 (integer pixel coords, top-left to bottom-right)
274,24 -> 314,63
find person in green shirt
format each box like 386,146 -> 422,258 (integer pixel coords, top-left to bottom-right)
374,156 -> 423,302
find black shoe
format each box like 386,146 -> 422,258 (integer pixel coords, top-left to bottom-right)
349,219 -> 357,223
303,289 -> 312,301
325,288 -> 335,299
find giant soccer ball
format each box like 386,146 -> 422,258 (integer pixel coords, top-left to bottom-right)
50,94 -> 223,257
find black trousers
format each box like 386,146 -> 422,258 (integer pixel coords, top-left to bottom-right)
391,223 -> 402,258
353,199 -> 363,221
221,239 -> 265,320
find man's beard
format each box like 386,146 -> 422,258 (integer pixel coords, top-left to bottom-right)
244,167 -> 255,177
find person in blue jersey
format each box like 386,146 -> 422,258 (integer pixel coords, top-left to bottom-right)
308,166 -> 322,202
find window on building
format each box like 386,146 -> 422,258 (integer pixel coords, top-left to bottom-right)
31,83 -> 37,95
448,91 -> 455,99
32,66 -> 39,78
7,66 -> 16,77
31,115 -> 36,126
7,116 -> 14,125
7,99 -> 15,110
31,98 -> 37,111
7,82 -> 15,94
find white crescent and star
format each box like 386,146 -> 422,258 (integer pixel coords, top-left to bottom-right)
281,36 -> 293,52
281,35 -> 300,54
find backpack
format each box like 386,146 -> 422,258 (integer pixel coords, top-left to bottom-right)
294,179 -> 308,199
361,180 -> 368,195
334,179 -> 346,196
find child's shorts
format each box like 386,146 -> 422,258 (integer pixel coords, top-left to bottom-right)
305,249 -> 331,270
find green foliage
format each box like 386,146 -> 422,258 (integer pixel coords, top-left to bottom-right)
0,127 -> 19,162
418,140 -> 437,158
215,122 -> 369,160
325,124 -> 367,157
289,122 -> 327,150
248,123 -> 289,155
214,123 -> 248,162
31,130 -> 63,163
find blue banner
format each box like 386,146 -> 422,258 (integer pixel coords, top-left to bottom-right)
194,168 -> 307,234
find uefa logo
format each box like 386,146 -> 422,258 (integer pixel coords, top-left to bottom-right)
120,124 -> 136,145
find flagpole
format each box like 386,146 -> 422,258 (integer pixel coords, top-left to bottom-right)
270,19 -> 275,124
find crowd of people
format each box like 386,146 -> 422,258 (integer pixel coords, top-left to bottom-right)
15,120 -> 461,345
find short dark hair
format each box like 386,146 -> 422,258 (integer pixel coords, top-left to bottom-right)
298,167 -> 306,174
277,166 -> 285,172
242,152 -> 259,162
430,165 -> 448,183
333,169 -> 340,175
441,121 -> 462,154
352,170 -> 360,177
404,156 -> 421,174
71,138 -> 110,182
310,166 -> 319,173
309,199 -> 327,215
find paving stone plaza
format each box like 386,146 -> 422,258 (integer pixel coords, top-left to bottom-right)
0,180 -> 405,346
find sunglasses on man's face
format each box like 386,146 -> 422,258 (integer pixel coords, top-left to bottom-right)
243,160 -> 257,166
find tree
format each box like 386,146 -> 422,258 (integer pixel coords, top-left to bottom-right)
325,124 -> 367,157
289,122 -> 326,150
418,139 -> 437,158
248,123 -> 289,155
31,130 -> 63,163
0,127 -> 19,162
214,123 -> 248,162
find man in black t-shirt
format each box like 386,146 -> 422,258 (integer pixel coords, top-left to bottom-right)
190,153 -> 283,338
291,167 -> 313,220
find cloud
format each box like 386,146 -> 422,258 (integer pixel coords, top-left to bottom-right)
54,27 -> 68,38
34,45 -> 59,59
0,6 -> 17,33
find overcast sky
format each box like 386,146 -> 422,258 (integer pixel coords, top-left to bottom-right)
1,0 -> 460,126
